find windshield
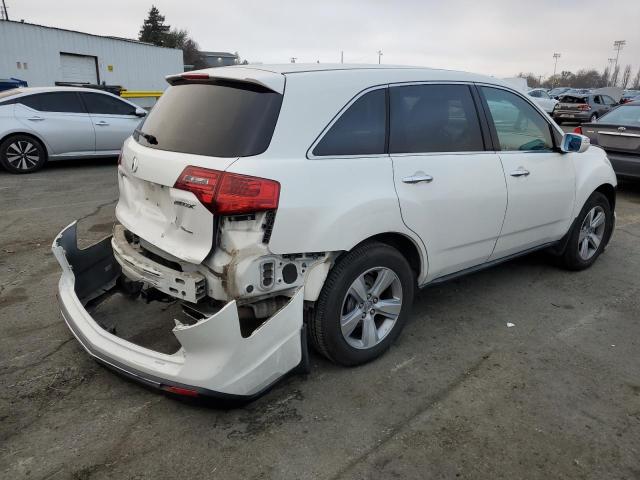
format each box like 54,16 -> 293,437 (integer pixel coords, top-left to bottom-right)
599,105 -> 640,127
135,81 -> 283,158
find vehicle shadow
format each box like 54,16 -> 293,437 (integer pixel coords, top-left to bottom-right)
0,156 -> 117,176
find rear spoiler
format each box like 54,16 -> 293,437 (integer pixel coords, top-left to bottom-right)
165,68 -> 285,94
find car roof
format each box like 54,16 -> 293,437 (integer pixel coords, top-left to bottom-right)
6,86 -> 115,95
175,63 -> 517,94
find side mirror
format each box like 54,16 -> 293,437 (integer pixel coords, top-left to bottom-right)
561,133 -> 590,153
135,107 -> 147,117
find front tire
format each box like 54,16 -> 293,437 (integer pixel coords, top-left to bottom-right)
0,135 -> 47,173
309,242 -> 415,366
559,192 -> 613,270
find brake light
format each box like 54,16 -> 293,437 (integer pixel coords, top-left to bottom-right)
573,126 -> 583,134
174,166 -> 280,215
578,104 -> 591,111
181,73 -> 209,80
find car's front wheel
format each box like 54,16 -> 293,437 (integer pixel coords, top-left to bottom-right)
559,192 -> 613,270
309,242 -> 415,366
0,135 -> 47,173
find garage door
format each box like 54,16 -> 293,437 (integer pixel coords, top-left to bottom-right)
60,53 -> 98,84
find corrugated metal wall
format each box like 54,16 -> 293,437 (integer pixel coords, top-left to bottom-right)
0,21 -> 183,90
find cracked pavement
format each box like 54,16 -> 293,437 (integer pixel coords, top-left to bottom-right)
1,158 -> 639,479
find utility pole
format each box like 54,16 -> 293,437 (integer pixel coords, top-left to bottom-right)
377,50 -> 383,65
613,40 -> 626,72
290,57 -> 297,64
552,53 -> 561,87
1,0 -> 9,21
341,51 -> 344,64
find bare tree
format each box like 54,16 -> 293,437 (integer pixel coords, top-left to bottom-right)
621,65 -> 632,89
610,65 -> 621,87
632,68 -> 640,90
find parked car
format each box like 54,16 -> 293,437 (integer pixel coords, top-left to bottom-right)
548,87 -> 572,99
553,93 -> 618,124
578,100 -> 640,180
0,87 -> 147,173
527,88 -> 558,113
620,90 -> 640,104
53,64 -> 616,400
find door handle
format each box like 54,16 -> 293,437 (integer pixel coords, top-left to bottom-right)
96,121 -> 109,126
402,173 -> 434,184
27,116 -> 44,121
510,168 -> 530,177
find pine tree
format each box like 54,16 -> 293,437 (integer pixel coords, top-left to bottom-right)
138,5 -> 170,46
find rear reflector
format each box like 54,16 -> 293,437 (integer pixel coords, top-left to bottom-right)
174,166 -> 280,215
573,126 -> 583,134
161,385 -> 199,397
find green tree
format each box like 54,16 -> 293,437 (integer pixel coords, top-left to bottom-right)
138,5 -> 170,46
164,28 -> 206,70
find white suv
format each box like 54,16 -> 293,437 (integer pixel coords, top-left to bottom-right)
53,64 -> 617,401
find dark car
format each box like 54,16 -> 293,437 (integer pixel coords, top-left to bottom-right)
553,93 -> 618,124
548,87 -> 571,99
578,101 -> 640,180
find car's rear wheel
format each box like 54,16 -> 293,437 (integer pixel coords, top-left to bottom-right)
559,192 -> 613,270
309,242 -> 415,366
0,135 -> 47,173
589,113 -> 598,122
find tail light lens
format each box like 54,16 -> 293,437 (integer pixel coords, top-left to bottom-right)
174,166 -> 280,215
573,126 -> 583,134
578,104 -> 591,111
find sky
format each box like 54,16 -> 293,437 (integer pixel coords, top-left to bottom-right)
5,0 -> 640,78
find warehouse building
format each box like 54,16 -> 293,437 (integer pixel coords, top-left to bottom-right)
0,20 -> 183,91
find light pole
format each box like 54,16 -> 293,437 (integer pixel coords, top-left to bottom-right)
613,40 -> 626,73
607,58 -> 616,86
1,0 -> 8,20
552,53 -> 561,86
377,50 -> 383,65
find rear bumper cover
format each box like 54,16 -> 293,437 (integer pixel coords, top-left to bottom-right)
52,222 -> 305,399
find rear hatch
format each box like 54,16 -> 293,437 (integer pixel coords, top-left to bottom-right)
116,76 -> 284,264
557,95 -> 589,112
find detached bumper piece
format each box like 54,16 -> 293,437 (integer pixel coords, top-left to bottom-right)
52,222 -> 305,401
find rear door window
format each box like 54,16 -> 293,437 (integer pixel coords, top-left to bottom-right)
313,88 -> 386,156
481,87 -> 554,151
81,92 -> 136,115
389,84 -> 484,153
19,92 -> 86,113
136,81 -> 283,158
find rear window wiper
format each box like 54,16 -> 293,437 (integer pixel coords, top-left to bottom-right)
134,129 -> 158,145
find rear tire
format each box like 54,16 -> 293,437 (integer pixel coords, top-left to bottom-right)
559,192 -> 613,270
309,242 -> 415,366
0,134 -> 47,173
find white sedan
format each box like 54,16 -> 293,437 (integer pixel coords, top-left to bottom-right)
528,88 -> 559,113
0,87 -> 146,173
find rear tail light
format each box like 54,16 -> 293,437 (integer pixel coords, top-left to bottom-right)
174,166 -> 280,215
573,126 -> 583,134
578,104 -> 591,111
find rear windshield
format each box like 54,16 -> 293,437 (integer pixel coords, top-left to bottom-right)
135,81 -> 283,157
599,105 -> 640,127
559,96 -> 588,104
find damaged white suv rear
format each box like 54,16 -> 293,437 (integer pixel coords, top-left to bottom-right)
53,64 -> 616,400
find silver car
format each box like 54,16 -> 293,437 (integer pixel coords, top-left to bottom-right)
0,87 -> 146,173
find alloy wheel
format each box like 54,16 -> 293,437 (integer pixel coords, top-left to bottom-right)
340,267 -> 403,350
5,140 -> 41,171
578,206 -> 606,261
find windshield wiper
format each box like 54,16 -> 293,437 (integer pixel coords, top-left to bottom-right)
134,129 -> 158,145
